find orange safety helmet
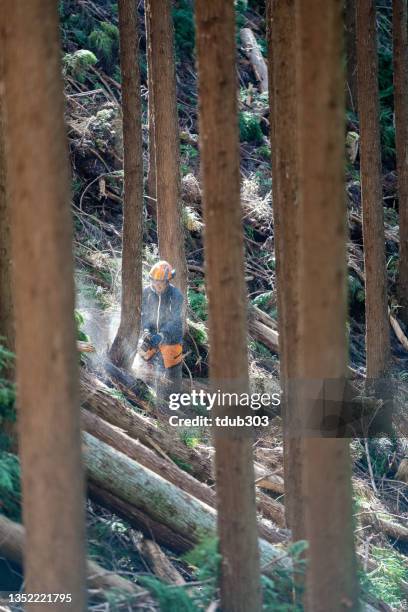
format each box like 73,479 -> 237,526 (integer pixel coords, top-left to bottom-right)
149,260 -> 176,282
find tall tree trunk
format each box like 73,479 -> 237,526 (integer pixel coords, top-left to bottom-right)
145,1 -> 157,218
195,2 -> 262,611
145,0 -> 188,299
3,1 -> 86,607
109,0 -> 143,370
0,36 -> 14,353
295,1 -> 360,610
356,0 -> 391,379
393,0 -> 408,324
267,0 -> 302,539
345,0 -> 358,112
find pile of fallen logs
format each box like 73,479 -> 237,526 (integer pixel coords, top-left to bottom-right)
1,360 -> 404,611
80,370 -> 288,553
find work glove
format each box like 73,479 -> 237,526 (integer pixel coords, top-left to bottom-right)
139,329 -> 153,351
149,333 -> 163,348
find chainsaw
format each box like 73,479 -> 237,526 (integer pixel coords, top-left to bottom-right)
138,329 -> 156,361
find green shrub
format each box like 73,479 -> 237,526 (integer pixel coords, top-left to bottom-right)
188,289 -> 207,321
348,274 -> 365,305
75,310 -> 90,343
252,290 -> 274,313
0,452 -> 21,521
239,111 -> 264,144
63,49 -> 97,82
173,0 -> 195,59
88,22 -> 119,72
361,547 -> 408,609
0,345 -> 20,521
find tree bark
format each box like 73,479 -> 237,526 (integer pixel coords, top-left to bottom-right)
0,29 -> 14,353
393,0 -> 408,324
296,0 -> 360,610
267,0 -> 302,538
145,2 -> 157,216
3,2 -> 87,606
356,0 -> 391,378
345,0 -> 358,112
145,0 -> 188,298
109,0 -> 143,370
196,2 -> 262,610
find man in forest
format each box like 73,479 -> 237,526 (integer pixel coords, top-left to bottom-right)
138,260 -> 184,410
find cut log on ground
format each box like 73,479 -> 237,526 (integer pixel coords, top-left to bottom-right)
240,28 -> 268,92
248,315 -> 280,354
138,538 -> 185,585
81,408 -> 214,506
389,309 -> 408,352
84,433 -> 287,565
81,371 -> 286,497
89,483 -> 193,553
0,515 -> 149,600
361,511 -> 408,542
80,371 -> 212,481
82,408 -> 286,530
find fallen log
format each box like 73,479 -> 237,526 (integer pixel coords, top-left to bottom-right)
81,372 -> 285,495
81,409 -> 285,542
254,462 -> 285,494
248,316 -> 280,354
389,309 -> 408,352
84,433 -> 287,565
359,505 -> 408,543
82,408 -> 286,530
80,371 -> 212,482
88,483 -> 193,553
81,408 -> 214,507
0,515 -> 148,599
138,538 -> 185,585
240,28 -> 268,93
256,491 -> 286,528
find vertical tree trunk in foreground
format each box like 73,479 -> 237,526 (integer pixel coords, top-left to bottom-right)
393,0 -> 408,324
296,1 -> 360,610
145,1 -> 157,216
356,0 -> 391,378
0,36 -> 14,352
3,1 -> 86,608
109,0 -> 143,370
345,0 -> 358,112
145,0 -> 187,299
196,2 -> 262,611
267,0 -> 302,538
